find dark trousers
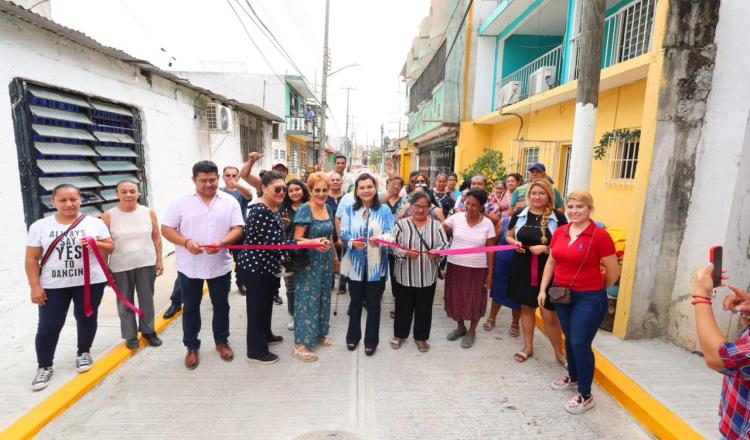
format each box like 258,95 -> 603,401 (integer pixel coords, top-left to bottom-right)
555,289 -> 608,396
338,246 -> 349,292
388,255 -> 397,298
178,271 -> 231,350
284,273 -> 298,316
230,250 -> 244,289
35,283 -> 106,368
241,271 -> 280,358
169,278 -> 181,305
346,279 -> 385,348
393,281 -> 436,341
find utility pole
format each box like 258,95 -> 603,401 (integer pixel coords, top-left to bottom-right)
380,123 -> 385,176
319,0 -> 330,166
342,87 -> 355,162
567,0 -> 606,193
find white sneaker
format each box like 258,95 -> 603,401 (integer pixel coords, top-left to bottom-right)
287,318 -> 294,330
564,394 -> 595,414
31,367 -> 53,391
551,376 -> 578,391
75,352 -> 93,373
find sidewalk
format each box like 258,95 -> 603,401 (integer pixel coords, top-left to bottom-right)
0,254 -> 179,432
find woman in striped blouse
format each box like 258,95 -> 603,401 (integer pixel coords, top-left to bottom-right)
390,192 -> 449,353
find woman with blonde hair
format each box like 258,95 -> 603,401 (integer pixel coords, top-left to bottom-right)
538,191 -> 619,414
506,180 -> 567,365
291,172 -> 338,362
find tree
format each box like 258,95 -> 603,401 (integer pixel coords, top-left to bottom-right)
369,148 -> 383,168
460,148 -> 506,186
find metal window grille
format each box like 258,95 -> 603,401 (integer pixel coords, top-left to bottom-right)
604,135 -> 640,185
238,112 -> 263,161
205,104 -> 218,130
508,140 -> 560,177
409,40 -> 446,114
272,123 -> 279,140
10,79 -> 146,227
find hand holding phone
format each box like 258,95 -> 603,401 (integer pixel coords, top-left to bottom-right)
710,246 -> 723,288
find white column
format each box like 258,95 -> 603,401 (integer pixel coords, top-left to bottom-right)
567,102 -> 597,193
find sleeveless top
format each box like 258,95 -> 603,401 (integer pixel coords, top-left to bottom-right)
107,205 -> 157,272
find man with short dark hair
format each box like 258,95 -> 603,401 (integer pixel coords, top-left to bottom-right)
511,163 -> 565,212
161,160 -> 245,370
332,154 -> 354,193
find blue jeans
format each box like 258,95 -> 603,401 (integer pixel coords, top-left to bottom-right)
178,271 -> 231,350
35,283 -> 106,368
555,289 -> 608,396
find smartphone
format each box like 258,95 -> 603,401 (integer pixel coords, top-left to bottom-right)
710,246 -> 723,288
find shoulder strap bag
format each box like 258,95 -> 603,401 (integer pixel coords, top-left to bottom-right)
548,227 -> 596,304
40,214 -> 87,268
410,219 -> 445,280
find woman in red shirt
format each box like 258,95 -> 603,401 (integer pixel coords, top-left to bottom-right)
538,191 -> 620,414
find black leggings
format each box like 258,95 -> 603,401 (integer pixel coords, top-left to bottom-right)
35,283 -> 106,368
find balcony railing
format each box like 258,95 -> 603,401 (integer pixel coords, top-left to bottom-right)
285,117 -> 316,137
497,45 -> 564,105
573,0 -> 655,78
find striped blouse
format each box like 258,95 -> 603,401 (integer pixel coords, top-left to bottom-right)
391,217 -> 449,288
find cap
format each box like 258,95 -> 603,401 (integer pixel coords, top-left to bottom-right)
528,162 -> 546,172
272,161 -> 289,171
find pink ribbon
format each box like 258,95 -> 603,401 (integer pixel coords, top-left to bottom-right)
200,243 -> 326,250
83,236 -> 143,318
352,237 -> 517,256
531,254 -> 539,287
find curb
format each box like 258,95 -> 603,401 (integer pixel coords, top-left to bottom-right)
1,298 -> 193,440
534,312 -> 702,440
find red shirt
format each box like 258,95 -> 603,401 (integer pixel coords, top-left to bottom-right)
549,222 -> 616,292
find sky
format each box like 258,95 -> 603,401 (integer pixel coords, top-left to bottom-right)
51,0 -> 431,144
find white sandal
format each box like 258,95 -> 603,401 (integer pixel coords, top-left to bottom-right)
292,345 -> 318,362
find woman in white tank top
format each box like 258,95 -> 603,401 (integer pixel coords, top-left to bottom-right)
101,180 -> 163,350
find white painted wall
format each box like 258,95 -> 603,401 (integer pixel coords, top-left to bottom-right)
665,1 -> 750,348
0,13 -> 245,336
470,0 -> 500,118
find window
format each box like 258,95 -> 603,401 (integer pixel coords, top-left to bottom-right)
10,80 -> 146,227
238,111 -> 262,160
272,122 -> 279,140
604,134 -> 640,185
522,147 -> 540,173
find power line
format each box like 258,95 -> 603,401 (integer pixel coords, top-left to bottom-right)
224,0 -> 285,85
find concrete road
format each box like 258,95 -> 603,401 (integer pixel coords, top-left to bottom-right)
38,283 -> 652,440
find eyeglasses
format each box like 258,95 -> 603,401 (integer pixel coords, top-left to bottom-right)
413,204 -> 430,211
312,188 -> 329,194
224,174 -> 238,178
271,185 -> 287,194
415,180 -> 427,184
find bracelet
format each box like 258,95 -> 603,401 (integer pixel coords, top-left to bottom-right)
691,299 -> 712,306
184,238 -> 192,247
692,295 -> 712,300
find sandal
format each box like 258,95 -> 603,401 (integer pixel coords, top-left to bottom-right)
509,323 -> 520,338
292,345 -> 318,362
483,319 -> 496,331
390,337 -> 403,349
347,343 -> 357,351
415,340 -> 430,353
513,350 -> 533,363
364,347 -> 376,356
318,337 -> 333,347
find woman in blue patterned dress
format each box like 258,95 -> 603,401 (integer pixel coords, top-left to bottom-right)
291,172 -> 338,362
340,173 -> 394,356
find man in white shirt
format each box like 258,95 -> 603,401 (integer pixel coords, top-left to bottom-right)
331,154 -> 354,193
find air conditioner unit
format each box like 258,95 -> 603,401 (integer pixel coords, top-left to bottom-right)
206,103 -> 232,132
529,66 -> 556,96
496,81 -> 520,109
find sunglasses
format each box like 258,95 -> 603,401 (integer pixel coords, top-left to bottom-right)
224,174 -> 238,178
271,185 -> 287,194
312,188 -> 329,194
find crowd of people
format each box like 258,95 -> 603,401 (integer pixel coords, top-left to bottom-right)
23,154 -> 749,425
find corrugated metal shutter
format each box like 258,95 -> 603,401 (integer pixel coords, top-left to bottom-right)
11,80 -> 147,225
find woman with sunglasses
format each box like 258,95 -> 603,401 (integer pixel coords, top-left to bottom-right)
279,179 -> 310,328
238,171 -> 328,364
340,173 -> 394,356
291,172 -> 339,362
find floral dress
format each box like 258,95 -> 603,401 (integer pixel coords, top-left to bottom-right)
292,204 -> 336,349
